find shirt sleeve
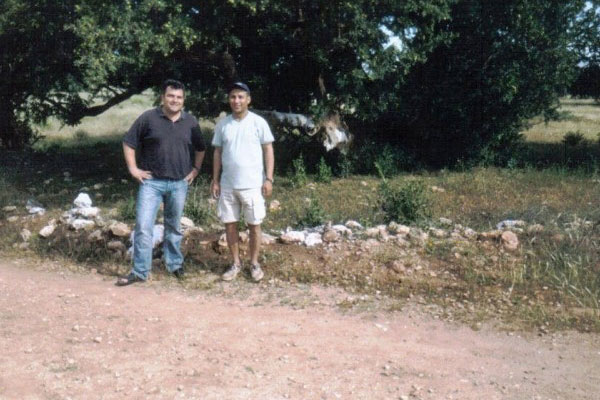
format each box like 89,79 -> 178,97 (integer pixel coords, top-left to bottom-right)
257,116 -> 274,144
191,124 -> 206,152
211,119 -> 224,147
123,113 -> 146,149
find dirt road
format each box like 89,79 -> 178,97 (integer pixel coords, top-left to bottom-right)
0,258 -> 598,400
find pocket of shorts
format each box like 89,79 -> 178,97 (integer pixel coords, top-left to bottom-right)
252,196 -> 266,222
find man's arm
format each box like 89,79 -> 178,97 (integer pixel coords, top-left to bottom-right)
211,147 -> 222,198
184,150 -> 205,184
123,143 -> 152,183
261,143 -> 274,197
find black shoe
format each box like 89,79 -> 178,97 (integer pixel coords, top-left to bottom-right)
173,267 -> 185,280
116,272 -> 145,286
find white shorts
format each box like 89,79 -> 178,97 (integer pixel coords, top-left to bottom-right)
217,188 -> 266,225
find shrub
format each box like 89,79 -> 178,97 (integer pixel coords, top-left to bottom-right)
290,155 -> 308,187
184,182 -> 216,226
296,195 -> 327,228
336,153 -> 354,177
118,196 -> 137,222
315,157 -> 332,183
376,165 -> 431,224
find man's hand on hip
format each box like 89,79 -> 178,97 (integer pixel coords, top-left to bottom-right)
129,167 -> 152,184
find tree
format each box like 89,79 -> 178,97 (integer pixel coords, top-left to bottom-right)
0,0 -> 196,149
570,1 -> 600,100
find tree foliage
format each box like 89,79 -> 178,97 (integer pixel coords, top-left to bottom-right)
0,0 -> 595,168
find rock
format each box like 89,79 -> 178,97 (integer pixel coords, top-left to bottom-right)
93,337 -> 102,343
304,232 -> 323,247
280,230 -> 305,244
180,216 -> 195,229
388,222 -> 410,236
39,225 -> 56,238
268,200 -> 281,211
439,217 -> 453,226
109,222 -> 131,237
330,224 -> 350,236
238,231 -> 249,243
71,219 -> 96,231
25,199 -> 45,215
74,193 -> 93,208
365,227 -> 381,238
501,231 -> 519,251
527,224 -> 544,234
496,219 -> 526,230
93,183 -> 104,190
478,230 -> 502,241
2,206 -> 16,212
463,228 -> 477,239
121,179 -> 128,184
396,236 -> 410,247
20,229 -> 32,242
408,228 -> 428,243
87,230 -> 104,242
360,181 -> 368,187
322,229 -> 341,243
107,240 -> 126,252
430,185 -> 445,193
429,228 -> 448,238
218,233 -> 228,248
73,207 -> 100,218
387,260 -> 406,273
7,216 -> 19,223
261,233 -> 277,245
345,220 -> 363,230
183,226 -> 204,238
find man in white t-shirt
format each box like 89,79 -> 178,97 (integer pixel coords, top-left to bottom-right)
211,82 -> 275,282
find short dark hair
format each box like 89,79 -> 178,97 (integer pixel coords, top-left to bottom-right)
162,79 -> 185,94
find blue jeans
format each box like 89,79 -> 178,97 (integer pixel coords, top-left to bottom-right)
131,178 -> 188,280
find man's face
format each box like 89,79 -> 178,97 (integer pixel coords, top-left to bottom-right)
161,86 -> 185,114
228,89 -> 251,115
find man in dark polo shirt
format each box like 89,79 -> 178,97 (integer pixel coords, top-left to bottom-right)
116,79 -> 205,286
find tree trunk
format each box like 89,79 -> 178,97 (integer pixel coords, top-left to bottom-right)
0,106 -> 35,150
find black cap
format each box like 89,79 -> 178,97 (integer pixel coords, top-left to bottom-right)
228,81 -> 250,94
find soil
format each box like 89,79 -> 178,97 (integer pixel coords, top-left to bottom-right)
1,257 -> 599,400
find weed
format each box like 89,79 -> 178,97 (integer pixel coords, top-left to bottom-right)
337,154 -> 353,177
377,167 -> 431,224
290,155 -> 308,187
315,157 -> 332,183
118,196 -> 137,222
184,180 -> 216,226
296,195 -> 327,228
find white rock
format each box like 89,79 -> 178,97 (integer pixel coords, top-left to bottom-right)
39,225 -> 56,238
365,227 -> 381,238
388,222 -> 410,236
439,217 -> 453,226
7,216 -> 19,223
429,228 -> 448,238
269,200 -> 281,211
20,229 -> 32,242
74,193 -> 93,208
71,219 -> 96,231
280,230 -> 305,244
527,224 -> 544,234
496,219 -> 526,230
26,199 -> 45,215
304,232 -> 323,247
180,217 -> 195,229
73,207 -> 100,218
331,224 -> 352,236
261,233 -> 277,245
218,233 -> 228,247
2,206 -> 16,212
463,228 -> 477,239
93,183 -> 104,190
345,220 -> 363,230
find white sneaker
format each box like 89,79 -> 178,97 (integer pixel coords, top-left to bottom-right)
250,263 -> 264,282
222,264 -> 241,281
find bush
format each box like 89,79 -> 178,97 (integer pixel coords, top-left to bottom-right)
315,157 -> 332,183
296,195 -> 327,228
118,196 -> 137,222
290,155 -> 308,187
377,166 -> 431,224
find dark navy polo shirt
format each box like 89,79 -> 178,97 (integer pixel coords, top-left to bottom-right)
123,107 -> 206,180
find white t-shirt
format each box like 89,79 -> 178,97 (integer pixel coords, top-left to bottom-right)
212,111 -> 274,189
